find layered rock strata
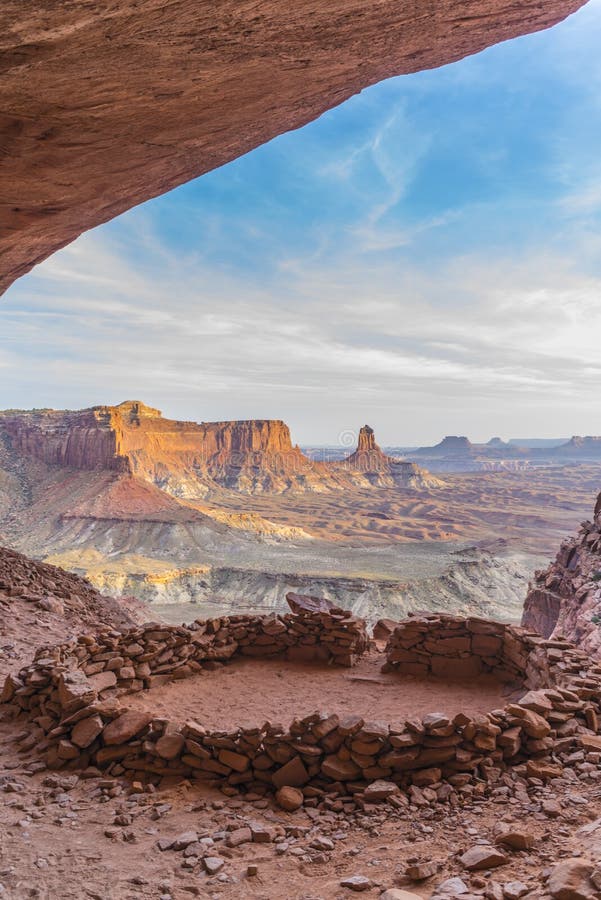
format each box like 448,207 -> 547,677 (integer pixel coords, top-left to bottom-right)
3,603 -> 601,803
0,402 -> 440,494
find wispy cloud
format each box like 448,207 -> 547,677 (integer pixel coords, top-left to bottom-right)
3,0 -> 601,443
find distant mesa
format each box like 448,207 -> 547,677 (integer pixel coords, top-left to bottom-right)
413,435 -> 474,457
486,437 -> 508,448
556,436 -> 601,456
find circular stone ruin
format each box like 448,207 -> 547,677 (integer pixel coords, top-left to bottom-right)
3,592 -> 601,804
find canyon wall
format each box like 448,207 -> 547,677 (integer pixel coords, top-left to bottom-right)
1,0 -> 587,294
0,402 -> 439,495
0,402 -> 311,493
83,550 -> 531,626
522,490 -> 601,657
0,407 -> 128,472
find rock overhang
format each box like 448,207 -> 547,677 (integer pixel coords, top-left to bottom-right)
0,0 -> 588,295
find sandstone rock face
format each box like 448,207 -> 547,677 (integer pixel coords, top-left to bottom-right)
0,407 -> 128,472
0,402 -> 312,494
0,402 -> 441,495
522,490 -> 601,658
356,426 -> 378,453
0,0 -> 586,295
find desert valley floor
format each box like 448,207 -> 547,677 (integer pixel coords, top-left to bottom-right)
41,464 -> 601,626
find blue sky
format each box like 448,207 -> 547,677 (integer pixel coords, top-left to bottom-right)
2,0 -> 601,444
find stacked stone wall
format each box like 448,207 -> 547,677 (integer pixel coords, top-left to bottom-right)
383,614 -> 556,689
3,606 -> 601,803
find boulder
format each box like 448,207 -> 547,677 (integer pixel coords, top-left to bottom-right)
102,710 -> 152,745
340,875 -> 372,892
88,671 -> 117,693
155,733 -> 185,760
526,758 -> 563,780
495,829 -> 534,851
547,859 -> 595,900
58,671 -> 96,711
71,714 -> 104,749
363,780 -> 399,802
321,755 -> 361,781
459,845 -> 508,871
218,749 -> 249,772
275,786 -> 304,811
272,755 -> 309,788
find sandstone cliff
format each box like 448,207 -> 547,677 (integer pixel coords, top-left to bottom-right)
0,402 -> 314,495
0,403 -> 440,496
0,406 -> 131,472
522,490 -> 601,656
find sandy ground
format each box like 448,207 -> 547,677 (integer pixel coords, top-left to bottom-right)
201,464 -> 601,553
126,651 -> 510,731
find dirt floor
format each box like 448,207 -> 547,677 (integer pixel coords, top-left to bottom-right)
125,651 -> 511,731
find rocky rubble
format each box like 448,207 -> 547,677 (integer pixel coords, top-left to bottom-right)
0,545 -> 141,635
5,711 -> 601,899
1,592 -> 371,786
4,575 -> 601,895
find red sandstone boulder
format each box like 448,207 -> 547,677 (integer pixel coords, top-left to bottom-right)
272,756 -> 310,788
506,704 -> 551,739
547,859 -> 596,899
156,732 -> 185,760
275,786 -> 304,811
286,592 -> 337,615
71,714 -> 104,749
218,749 -> 250,772
495,828 -> 535,851
373,619 -> 398,642
102,710 -> 152,745
321,755 -> 361,781
87,671 -> 117,693
58,671 -> 96,711
363,780 -> 399,802
460,845 -> 508,871
526,758 -> 563,780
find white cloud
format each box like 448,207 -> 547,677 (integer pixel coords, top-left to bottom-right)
3,216 -> 601,444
